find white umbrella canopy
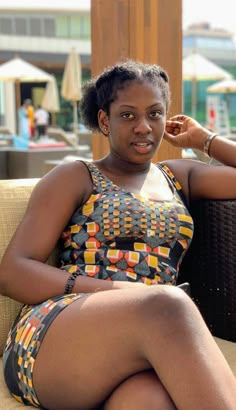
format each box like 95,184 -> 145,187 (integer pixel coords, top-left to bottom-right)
0,57 -> 53,109
41,76 -> 60,126
183,53 -> 233,81
61,48 -> 82,133
207,78 -> 236,116
207,79 -> 236,94
183,53 -> 233,117
0,57 -> 52,82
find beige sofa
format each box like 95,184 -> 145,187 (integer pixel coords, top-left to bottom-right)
0,178 -> 236,409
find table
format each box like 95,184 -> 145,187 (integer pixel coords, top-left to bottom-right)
4,147 -> 80,179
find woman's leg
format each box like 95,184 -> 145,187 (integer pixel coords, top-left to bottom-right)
103,370 -> 176,410
33,286 -> 236,410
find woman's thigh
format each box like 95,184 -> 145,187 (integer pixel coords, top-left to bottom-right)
33,285 -> 226,410
103,370 -> 176,410
33,287 -> 161,409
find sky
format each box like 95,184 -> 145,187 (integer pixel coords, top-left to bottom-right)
0,0 -> 235,36
0,0 -> 91,11
183,0 -> 236,35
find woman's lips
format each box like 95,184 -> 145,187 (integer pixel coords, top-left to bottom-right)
132,142 -> 153,154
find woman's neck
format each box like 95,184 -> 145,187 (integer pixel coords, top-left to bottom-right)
97,153 -> 152,176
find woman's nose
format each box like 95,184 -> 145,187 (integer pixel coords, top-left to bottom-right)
134,118 -> 152,134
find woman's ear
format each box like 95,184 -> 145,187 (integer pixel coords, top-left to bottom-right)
98,109 -> 109,136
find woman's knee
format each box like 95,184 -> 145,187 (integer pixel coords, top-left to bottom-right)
103,370 -> 176,410
138,285 -> 195,323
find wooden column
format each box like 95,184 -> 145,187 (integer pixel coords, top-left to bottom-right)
91,0 -> 182,161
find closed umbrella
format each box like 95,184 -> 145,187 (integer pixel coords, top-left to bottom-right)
41,76 -> 60,126
183,53 -> 233,117
61,48 -> 82,134
0,57 -> 52,109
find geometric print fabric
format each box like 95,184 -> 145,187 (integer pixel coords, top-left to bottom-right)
60,162 -> 194,286
3,161 -> 194,408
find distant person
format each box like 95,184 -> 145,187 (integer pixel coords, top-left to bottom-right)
25,99 -> 35,138
18,100 -> 30,139
34,105 -> 50,137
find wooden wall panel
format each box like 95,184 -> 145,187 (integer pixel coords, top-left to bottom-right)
91,0 -> 182,161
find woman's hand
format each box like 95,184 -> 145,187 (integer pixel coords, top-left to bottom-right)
164,114 -> 211,151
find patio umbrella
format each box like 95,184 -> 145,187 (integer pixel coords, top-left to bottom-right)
41,76 -> 60,126
207,79 -> 236,94
0,57 -> 52,109
207,78 -> 236,115
183,53 -> 233,117
61,48 -> 82,134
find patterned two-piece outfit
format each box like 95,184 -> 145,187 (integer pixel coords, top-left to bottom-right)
3,162 -> 194,407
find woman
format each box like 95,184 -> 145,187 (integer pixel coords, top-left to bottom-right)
1,60 -> 236,410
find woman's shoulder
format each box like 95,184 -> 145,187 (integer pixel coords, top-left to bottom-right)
158,158 -> 201,201
41,160 -> 91,183
32,160 -> 94,207
159,158 -> 207,180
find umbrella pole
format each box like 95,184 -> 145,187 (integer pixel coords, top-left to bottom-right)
15,80 -> 21,110
73,100 -> 78,135
51,112 -> 56,127
15,80 -> 21,134
192,78 -> 197,118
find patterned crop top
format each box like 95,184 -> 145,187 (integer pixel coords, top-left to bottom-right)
59,162 -> 194,286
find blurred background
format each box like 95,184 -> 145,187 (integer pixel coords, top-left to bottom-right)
0,0 -> 235,133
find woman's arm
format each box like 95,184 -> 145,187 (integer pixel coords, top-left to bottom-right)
164,115 -> 236,200
0,161 -> 144,305
165,114 -> 236,168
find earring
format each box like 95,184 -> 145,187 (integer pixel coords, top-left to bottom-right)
103,127 -> 108,134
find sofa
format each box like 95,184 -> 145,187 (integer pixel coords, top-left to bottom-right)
0,178 -> 236,409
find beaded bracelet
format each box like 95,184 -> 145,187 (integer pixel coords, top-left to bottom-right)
64,271 -> 79,295
203,133 -> 218,158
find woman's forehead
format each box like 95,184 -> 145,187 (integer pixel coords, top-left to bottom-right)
114,81 -> 165,104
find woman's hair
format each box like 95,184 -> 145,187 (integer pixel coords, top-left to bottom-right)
79,60 -> 170,132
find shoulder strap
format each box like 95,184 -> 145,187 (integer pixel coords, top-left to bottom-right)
85,162 -> 113,192
157,163 -> 189,207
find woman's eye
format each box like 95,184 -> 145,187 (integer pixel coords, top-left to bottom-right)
150,110 -> 161,118
121,112 -> 134,119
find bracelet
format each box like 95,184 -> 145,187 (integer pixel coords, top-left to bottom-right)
64,271 -> 79,295
203,133 -> 218,158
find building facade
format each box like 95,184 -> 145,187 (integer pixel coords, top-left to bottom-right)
183,22 -> 236,127
0,1 -> 91,132
1,2 -> 236,133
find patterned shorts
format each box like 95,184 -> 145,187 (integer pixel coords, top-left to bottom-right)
3,293 -> 85,408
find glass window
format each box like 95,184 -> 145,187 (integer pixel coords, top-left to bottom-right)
0,17 -> 12,34
196,36 -> 233,49
70,16 -> 81,38
70,15 -> 90,39
80,15 -> 91,39
43,18 -> 55,37
30,18 -> 41,37
184,35 -> 234,50
56,15 -> 69,38
15,17 -> 27,35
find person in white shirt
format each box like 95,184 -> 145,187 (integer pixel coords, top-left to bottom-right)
34,105 -> 49,137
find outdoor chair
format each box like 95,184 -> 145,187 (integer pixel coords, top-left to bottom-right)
47,127 -> 78,147
0,178 -> 236,408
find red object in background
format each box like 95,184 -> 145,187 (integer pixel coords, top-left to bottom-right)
29,142 -> 66,149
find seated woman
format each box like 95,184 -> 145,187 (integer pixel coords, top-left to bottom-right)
1,60 -> 236,410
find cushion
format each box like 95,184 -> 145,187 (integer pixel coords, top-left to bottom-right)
0,179 -> 39,356
215,337 -> 236,376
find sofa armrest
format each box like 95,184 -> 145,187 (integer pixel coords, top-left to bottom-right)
178,199 -> 236,342
0,179 -> 40,356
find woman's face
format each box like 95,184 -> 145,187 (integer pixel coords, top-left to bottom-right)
99,80 -> 167,164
